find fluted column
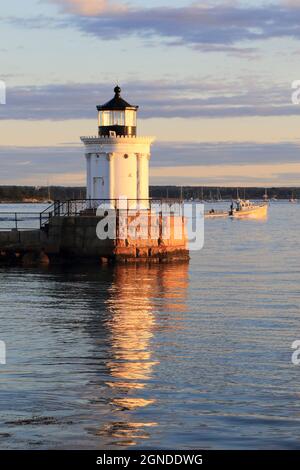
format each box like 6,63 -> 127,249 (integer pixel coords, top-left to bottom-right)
136,153 -> 150,208
107,152 -> 115,203
85,153 -> 92,200
136,153 -> 142,200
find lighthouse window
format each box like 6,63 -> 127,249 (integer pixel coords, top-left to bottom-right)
99,110 -> 126,126
101,111 -> 112,126
113,111 -> 125,126
126,110 -> 136,127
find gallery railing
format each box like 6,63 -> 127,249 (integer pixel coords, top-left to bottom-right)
48,199 -> 185,218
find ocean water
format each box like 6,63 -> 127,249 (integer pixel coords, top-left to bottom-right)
0,202 -> 300,449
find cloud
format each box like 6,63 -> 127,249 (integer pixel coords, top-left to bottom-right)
151,141 -> 300,167
282,0 -> 300,7
47,0 -> 125,16
59,3 -> 300,52
5,3 -> 300,54
150,161 -> 300,186
0,79 -> 299,121
1,140 -> 300,186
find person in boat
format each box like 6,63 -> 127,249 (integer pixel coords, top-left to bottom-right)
209,208 -> 215,214
236,199 -> 250,211
236,199 -> 242,211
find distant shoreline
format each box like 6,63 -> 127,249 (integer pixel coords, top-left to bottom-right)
0,185 -> 299,202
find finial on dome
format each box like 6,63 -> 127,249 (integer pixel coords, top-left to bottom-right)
114,85 -> 121,97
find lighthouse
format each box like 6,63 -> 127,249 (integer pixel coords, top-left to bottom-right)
81,86 -> 155,205
0,85 -> 189,265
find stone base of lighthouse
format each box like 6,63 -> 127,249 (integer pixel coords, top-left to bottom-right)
47,212 -> 189,264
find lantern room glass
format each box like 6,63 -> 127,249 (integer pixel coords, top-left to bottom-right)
99,109 -> 136,127
125,110 -> 136,127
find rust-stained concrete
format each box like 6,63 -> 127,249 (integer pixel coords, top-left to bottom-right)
0,214 -> 189,266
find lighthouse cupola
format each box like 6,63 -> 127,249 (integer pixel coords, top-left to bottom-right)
97,86 -> 139,137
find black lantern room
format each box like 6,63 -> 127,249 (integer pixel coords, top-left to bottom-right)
97,86 -> 139,137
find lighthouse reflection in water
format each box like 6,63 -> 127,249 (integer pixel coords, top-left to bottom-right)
87,263 -> 189,447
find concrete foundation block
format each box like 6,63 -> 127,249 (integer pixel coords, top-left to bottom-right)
0,214 -> 189,265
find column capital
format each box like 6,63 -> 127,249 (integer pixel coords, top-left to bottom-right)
106,152 -> 114,161
136,153 -> 150,160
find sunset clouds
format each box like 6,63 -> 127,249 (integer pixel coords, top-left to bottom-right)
2,141 -> 300,186
1,0 -> 300,186
2,80 -> 298,121
12,2 -> 298,53
47,0 -> 125,15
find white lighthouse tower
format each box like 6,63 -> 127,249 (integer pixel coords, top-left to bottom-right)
81,86 -> 155,206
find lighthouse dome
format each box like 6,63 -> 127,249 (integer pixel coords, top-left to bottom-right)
97,86 -> 139,137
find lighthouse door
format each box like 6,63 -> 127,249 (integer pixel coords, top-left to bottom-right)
93,176 -> 104,199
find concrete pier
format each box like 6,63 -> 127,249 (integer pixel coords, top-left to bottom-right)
0,211 -> 189,266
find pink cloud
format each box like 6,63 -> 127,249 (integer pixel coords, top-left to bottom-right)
48,0 -> 126,16
282,0 -> 300,7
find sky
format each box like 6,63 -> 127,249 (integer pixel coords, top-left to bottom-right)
1,0 -> 300,187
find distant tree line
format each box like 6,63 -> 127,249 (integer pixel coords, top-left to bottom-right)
0,185 -> 299,202
0,186 -> 86,202
150,186 -> 299,200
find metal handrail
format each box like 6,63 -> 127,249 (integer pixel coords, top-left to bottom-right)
0,199 -> 187,231
53,198 -> 185,216
0,212 -> 43,231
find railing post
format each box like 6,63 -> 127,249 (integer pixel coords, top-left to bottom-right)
127,199 -> 129,238
159,207 -> 163,241
116,208 -> 119,240
15,213 -> 18,231
54,200 -> 60,216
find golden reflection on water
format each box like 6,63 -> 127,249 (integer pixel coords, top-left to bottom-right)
101,262 -> 189,446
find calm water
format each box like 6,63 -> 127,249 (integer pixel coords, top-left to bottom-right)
0,202 -> 300,449
0,203 -> 47,231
